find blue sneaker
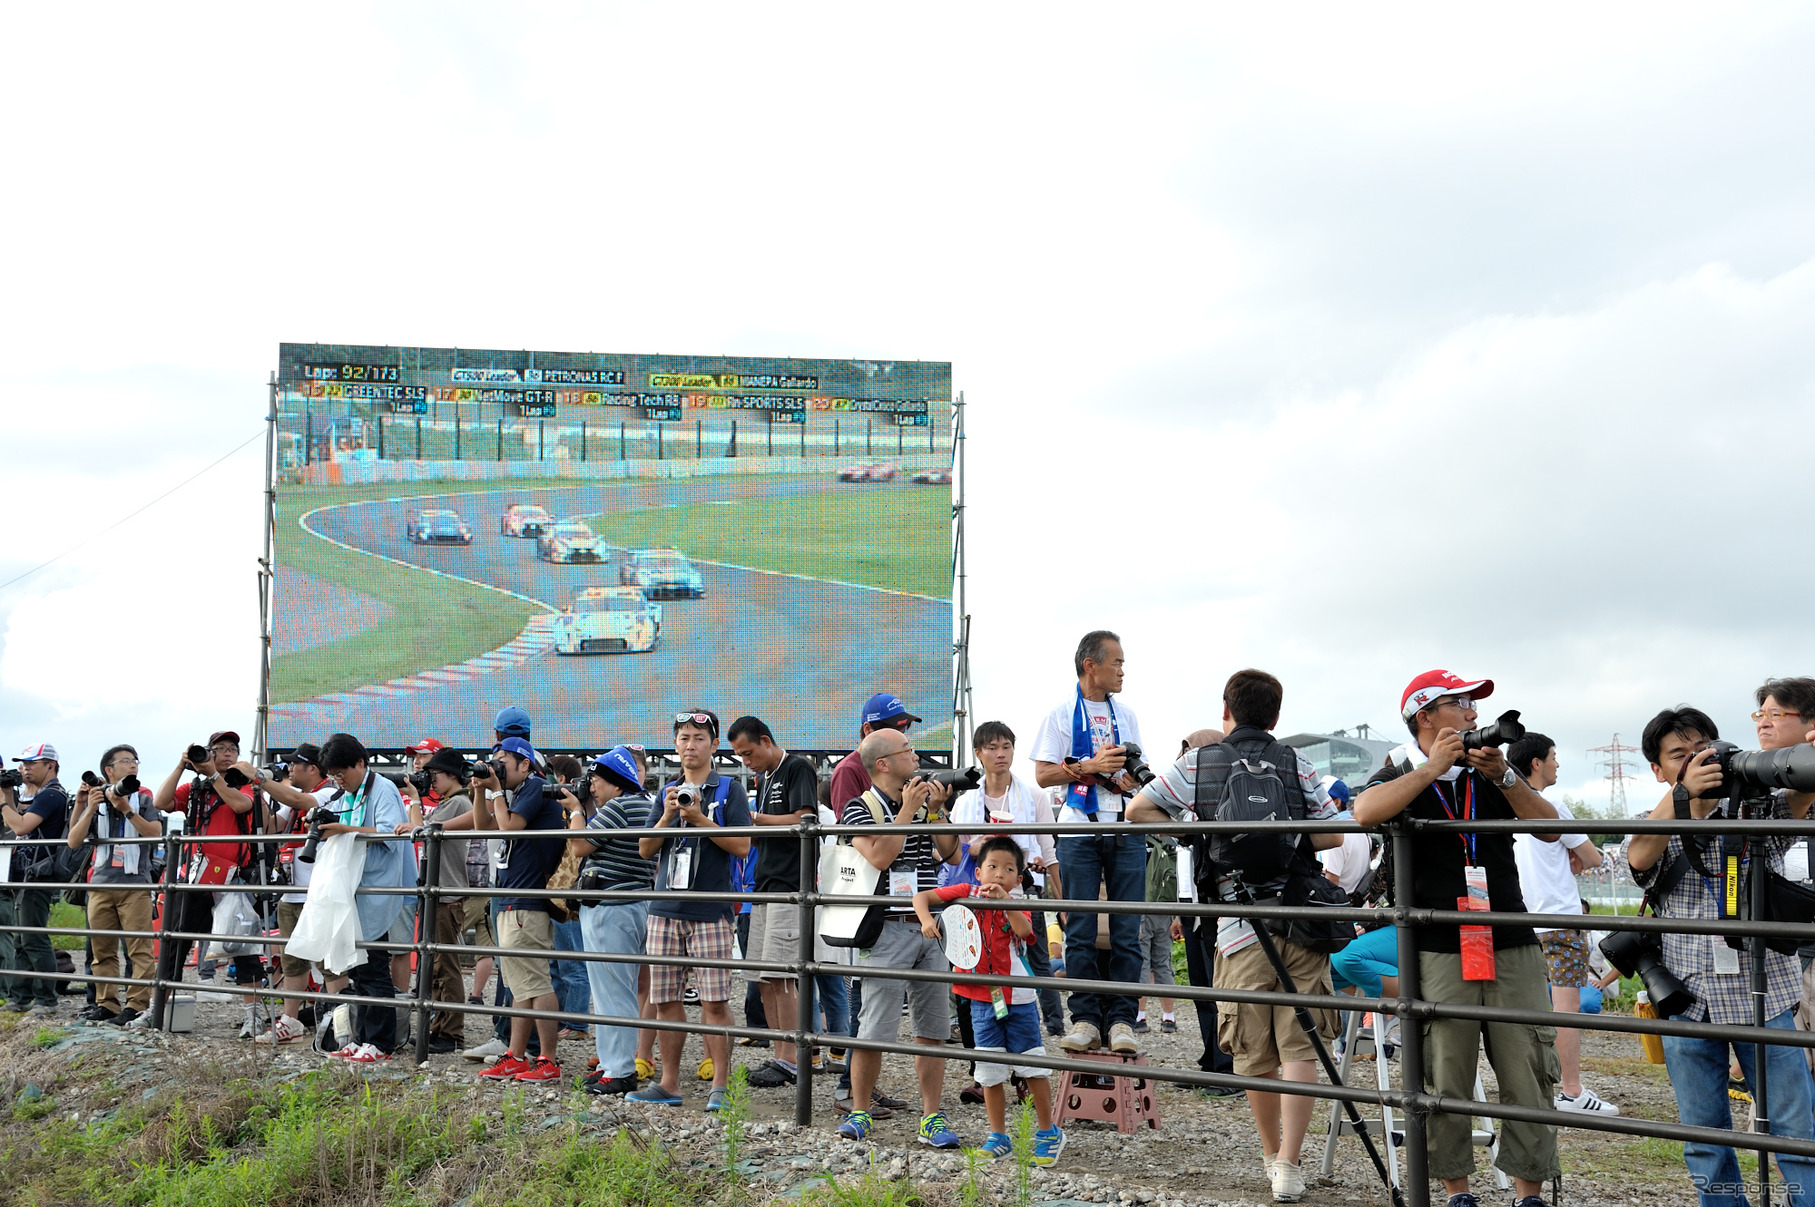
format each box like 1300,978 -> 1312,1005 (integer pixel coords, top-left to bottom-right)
625,1087 -> 683,1107
1032,1125 -> 1065,1166
917,1112 -> 962,1149
838,1109 -> 874,1141
976,1131 -> 1012,1159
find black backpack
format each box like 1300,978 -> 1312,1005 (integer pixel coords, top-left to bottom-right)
1191,734 -> 1315,892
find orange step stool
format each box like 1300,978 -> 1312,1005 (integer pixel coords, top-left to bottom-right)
1053,1049 -> 1160,1134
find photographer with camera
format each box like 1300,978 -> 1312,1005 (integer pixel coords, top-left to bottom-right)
300,733 -> 416,1062
153,731 -> 263,1012
1352,671 -> 1561,1207
1030,630 -> 1149,1057
628,709 -> 752,1111
468,735 -> 566,1081
832,726 -> 961,1146
234,743 -> 334,1045
565,746 -> 655,1095
65,745 -> 160,1025
1,743 -> 70,1015
1127,671 -> 1342,1203
1623,703 -> 1815,1207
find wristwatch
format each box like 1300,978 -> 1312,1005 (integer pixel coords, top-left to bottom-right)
1498,766 -> 1517,790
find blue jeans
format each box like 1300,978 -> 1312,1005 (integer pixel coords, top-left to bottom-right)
551,918 -> 590,1021
1661,1008 -> 1815,1207
579,902 -> 647,1079
1330,925 -> 1399,998
814,971 -> 850,1040
1055,832 -> 1146,1031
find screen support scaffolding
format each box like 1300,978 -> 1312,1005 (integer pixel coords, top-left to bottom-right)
950,391 -> 972,761
253,372 -> 279,766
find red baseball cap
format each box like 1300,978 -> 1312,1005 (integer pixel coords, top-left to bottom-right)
1400,670 -> 1494,720
406,738 -> 447,755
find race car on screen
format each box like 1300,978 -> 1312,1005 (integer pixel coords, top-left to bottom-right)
553,587 -> 661,655
836,461 -> 899,482
617,549 -> 706,599
499,503 -> 554,537
536,522 -> 608,564
404,509 -> 474,544
909,468 -> 952,485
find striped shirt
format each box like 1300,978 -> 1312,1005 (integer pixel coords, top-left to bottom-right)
580,791 -> 657,892
842,787 -> 948,914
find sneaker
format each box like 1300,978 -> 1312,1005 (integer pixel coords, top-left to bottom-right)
745,1060 -> 795,1088
1160,1018 -> 1178,1034
105,1008 -> 141,1028
696,1057 -> 714,1081
1268,1157 -> 1305,1203
26,1004 -> 57,1017
125,1011 -> 151,1029
585,1074 -> 638,1096
976,1131 -> 1013,1159
78,1004 -> 118,1023
1107,1022 -> 1139,1054
1554,1087 -> 1620,1116
480,1055 -> 535,1080
1058,1021 -> 1101,1052
513,1057 -> 563,1082
238,1012 -> 261,1040
1132,1017 -> 1150,1033
636,1057 -> 659,1081
253,1015 -> 308,1045
837,1109 -> 874,1141
917,1111 -> 962,1149
706,1088 -> 732,1113
1032,1125 -> 1066,1166
340,1043 -> 392,1064
464,1038 -> 509,1063
1443,1195 -> 1481,1207
1513,1199 -> 1553,1207
425,1037 -> 458,1054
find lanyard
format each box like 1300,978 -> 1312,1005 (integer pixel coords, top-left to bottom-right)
1069,690 -> 1121,809
1431,774 -> 1477,866
1700,831 -> 1749,921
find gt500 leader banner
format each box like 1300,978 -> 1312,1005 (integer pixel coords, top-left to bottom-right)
269,343 -> 953,752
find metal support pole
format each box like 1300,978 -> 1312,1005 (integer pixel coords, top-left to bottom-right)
496,418 -> 503,461
581,421 -> 587,462
767,421 -> 773,456
834,418 -> 840,455
539,420 -> 545,461
455,415 -> 462,459
377,415 -> 385,459
148,830 -> 185,1031
795,813 -> 817,1126
728,419 -> 737,458
304,409 -> 313,465
414,824 -> 443,1065
1751,828 -> 1774,1207
658,425 -> 664,459
866,418 -> 871,455
620,421 -> 626,460
1391,822 -> 1431,1207
695,419 -> 701,458
800,421 -> 805,457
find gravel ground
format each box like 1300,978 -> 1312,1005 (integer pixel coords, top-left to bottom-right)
47,964 -> 1706,1207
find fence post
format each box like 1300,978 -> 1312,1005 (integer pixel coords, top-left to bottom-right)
795,812 -> 817,1126
148,829 -> 186,1032
1391,821 -> 1431,1207
413,824 -> 443,1065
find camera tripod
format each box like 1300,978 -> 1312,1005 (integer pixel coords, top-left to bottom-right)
1232,882 -> 1406,1207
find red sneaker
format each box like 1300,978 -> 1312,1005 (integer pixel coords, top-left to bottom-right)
480,1055 -> 534,1080
513,1057 -> 564,1082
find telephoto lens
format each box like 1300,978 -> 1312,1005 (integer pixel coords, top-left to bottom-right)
186,743 -> 209,765
1118,743 -> 1157,787
1462,710 -> 1525,753
81,770 -> 104,789
1599,929 -> 1694,1017
113,775 -> 140,797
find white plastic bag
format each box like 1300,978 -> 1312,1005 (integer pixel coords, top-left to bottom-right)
211,892 -> 262,956
285,832 -> 363,974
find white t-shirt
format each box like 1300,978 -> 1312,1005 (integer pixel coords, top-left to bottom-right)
1512,798 -> 1594,931
1028,693 -> 1144,822
274,784 -> 340,904
1319,830 -> 1375,897
951,775 -> 1058,886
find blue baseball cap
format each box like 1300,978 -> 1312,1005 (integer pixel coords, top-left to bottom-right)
591,746 -> 643,793
493,736 -> 536,762
494,705 -> 532,737
861,692 -> 920,727
1323,778 -> 1352,806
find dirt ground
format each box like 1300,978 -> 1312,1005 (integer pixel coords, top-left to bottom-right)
21,962 -> 1730,1207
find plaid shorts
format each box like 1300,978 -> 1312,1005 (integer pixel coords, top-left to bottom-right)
646,913 -> 734,1004
1539,929 -> 1590,989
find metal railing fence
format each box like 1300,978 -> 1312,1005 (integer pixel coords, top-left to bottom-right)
6,814 -> 1815,1207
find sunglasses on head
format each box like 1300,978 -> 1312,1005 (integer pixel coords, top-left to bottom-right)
673,712 -> 718,735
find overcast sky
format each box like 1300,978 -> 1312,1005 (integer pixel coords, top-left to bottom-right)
3,4 -> 1812,813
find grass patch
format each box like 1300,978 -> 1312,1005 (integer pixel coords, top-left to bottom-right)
49,900 -> 85,950
272,483 -> 539,701
587,488 -> 950,598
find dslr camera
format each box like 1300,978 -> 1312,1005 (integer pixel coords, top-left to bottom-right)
911,765 -> 982,794
81,770 -> 142,800
1700,740 -> 1815,800
407,769 -> 433,798
1066,742 -> 1157,792
0,767 -> 21,791
1462,710 -> 1525,753
1599,928 -> 1693,1017
296,805 -> 341,864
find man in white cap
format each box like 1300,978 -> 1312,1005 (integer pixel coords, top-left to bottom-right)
1,743 -> 71,1014
1353,670 -> 1562,1207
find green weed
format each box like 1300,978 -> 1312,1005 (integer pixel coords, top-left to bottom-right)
1009,1097 -> 1037,1207
797,1166 -> 923,1207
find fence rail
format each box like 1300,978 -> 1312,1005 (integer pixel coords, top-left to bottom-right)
6,812 -> 1815,1206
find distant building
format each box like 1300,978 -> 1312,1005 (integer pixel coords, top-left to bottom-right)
1278,726 -> 1397,789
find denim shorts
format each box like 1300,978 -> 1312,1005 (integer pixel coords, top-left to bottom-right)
968,998 -> 1048,1086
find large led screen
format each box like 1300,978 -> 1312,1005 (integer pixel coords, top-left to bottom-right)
268,343 -> 953,751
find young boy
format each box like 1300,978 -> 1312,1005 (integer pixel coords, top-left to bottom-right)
914,836 -> 1065,1165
